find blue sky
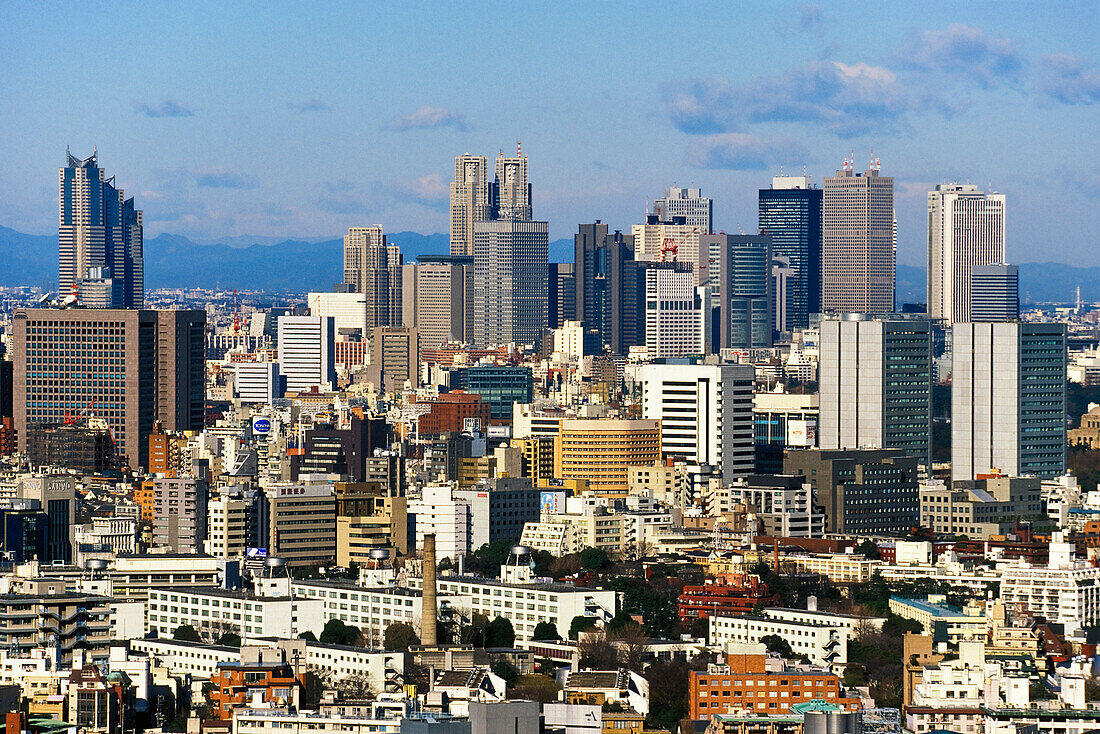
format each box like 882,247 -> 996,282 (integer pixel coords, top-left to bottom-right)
1,2 -> 1097,265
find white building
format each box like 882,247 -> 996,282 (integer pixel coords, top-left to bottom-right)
631,222 -> 703,274
726,475 -> 824,537
308,291 -> 369,336
644,265 -> 707,359
276,315 -> 336,392
640,362 -> 755,481
406,484 -> 470,561
205,495 -> 248,559
129,638 -> 242,679
708,614 -> 847,669
907,641 -> 989,734
234,362 -> 282,404
951,322 -> 1067,481
1000,533 -> 1100,634
553,321 -> 587,362
231,704 -> 406,734
927,184 -> 1005,325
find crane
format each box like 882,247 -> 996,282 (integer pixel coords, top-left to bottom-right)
64,399 -> 97,426
659,226 -> 699,263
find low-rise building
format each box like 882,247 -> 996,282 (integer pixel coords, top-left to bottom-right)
709,614 -> 847,669
1000,533 -> 1100,634
920,476 -> 1044,539
564,669 -> 649,716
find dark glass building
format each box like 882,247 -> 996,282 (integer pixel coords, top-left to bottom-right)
758,176 -> 823,332
574,222 -> 643,354
450,366 -> 534,422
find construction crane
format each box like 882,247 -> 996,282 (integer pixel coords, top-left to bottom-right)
64,399 -> 97,426
659,226 -> 699,263
232,289 -> 243,335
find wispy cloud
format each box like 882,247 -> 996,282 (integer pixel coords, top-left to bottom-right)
135,99 -> 195,118
396,173 -> 449,210
897,24 -> 1022,88
196,170 -> 259,189
686,134 -> 807,171
667,61 -> 906,138
798,4 -> 823,29
1037,54 -> 1100,105
391,105 -> 467,131
288,99 -> 331,113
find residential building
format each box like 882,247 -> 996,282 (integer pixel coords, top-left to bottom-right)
0,591 -> 114,666
818,314 -> 933,465
450,155 -> 492,257
782,554 -> 882,584
905,641 -> 988,734
555,419 -> 663,497
151,475 -> 208,553
206,494 -> 248,559
67,663 -> 130,734
678,578 -> 779,622
726,475 -> 824,538
59,149 -> 143,308
970,263 -> 1019,322
472,219 -> 549,348
951,322 -> 1066,481
919,476 -> 1044,539
1000,533 -> 1100,634
822,161 -> 894,313
575,223 -> 644,354
641,362 -> 755,482
688,649 -> 860,719
927,183 -> 1006,325
644,262 -> 707,358
784,448 -> 920,535
758,175 -> 823,331
14,308 -> 206,470
276,315 -> 336,392
342,226 -> 403,327
208,648 -> 303,718
709,615 -> 847,668
653,186 -> 713,232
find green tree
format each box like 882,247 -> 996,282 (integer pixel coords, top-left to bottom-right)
646,658 -> 692,731
580,547 -> 609,571
485,616 -> 516,648
569,616 -> 598,640
855,540 -> 881,559
532,621 -> 561,641
384,622 -> 421,652
216,632 -> 242,647
759,634 -> 793,658
491,659 -> 519,684
469,539 -> 515,575
320,619 -> 361,646
882,615 -> 923,637
298,631 -> 318,642
510,673 -> 562,704
173,625 -> 201,642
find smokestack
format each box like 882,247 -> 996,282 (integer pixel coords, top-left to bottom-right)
422,533 -> 437,646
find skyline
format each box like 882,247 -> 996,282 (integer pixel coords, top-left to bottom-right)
1,2 -> 1097,267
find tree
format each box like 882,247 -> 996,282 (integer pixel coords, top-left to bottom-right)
298,631 -> 318,642
216,632 -> 242,648
646,658 -> 692,731
570,616 -> 598,640
173,625 -> 201,642
492,659 -> 519,685
469,539 -> 515,576
883,615 -> 923,637
577,629 -> 618,670
384,622 -> 421,652
580,547 -> 609,571
485,617 -> 516,648
855,540 -> 881,560
759,634 -> 794,658
320,619 -> 362,646
532,621 -> 561,641
611,622 -> 649,672
510,673 -> 562,704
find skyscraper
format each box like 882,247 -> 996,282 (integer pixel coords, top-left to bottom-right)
652,187 -> 713,232
404,255 -> 473,348
472,220 -> 549,348
575,223 -> 643,354
644,262 -> 707,359
971,263 -> 1019,322
342,226 -> 403,328
758,174 -> 823,330
59,149 -> 144,308
927,184 -> 1006,324
548,263 -> 576,329
14,308 -> 206,470
449,155 -> 491,256
708,234 -> 773,350
818,314 -> 933,466
822,159 -> 894,313
952,322 -> 1066,481
493,151 -> 532,221
277,315 -> 336,392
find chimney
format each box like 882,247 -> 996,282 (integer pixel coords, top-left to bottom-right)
422,533 -> 437,646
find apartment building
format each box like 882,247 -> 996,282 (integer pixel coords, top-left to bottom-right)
709,614 -> 847,668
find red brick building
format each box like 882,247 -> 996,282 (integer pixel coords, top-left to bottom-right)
678,575 -> 779,622
415,392 -> 491,436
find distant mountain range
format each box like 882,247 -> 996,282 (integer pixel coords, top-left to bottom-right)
0,224 -> 1090,303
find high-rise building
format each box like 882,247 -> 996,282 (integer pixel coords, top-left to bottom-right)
641,362 -> 756,482
575,223 -> 643,354
308,292 -> 369,336
493,152 -> 532,221
152,475 -> 209,554
555,419 -> 663,498
631,220 -> 704,277
367,326 -> 419,393
818,314 -> 933,465
652,187 -> 713,232
342,226 -> 403,327
472,220 -> 548,348
970,264 -> 1019,322
644,262 -> 707,359
758,175 -> 823,330
952,322 -> 1066,481
450,155 -> 492,256
14,309 -> 205,470
548,262 -> 576,329
822,160 -> 894,313
927,184 -> 1006,324
59,149 -> 143,308
403,255 -> 473,348
276,315 -> 336,392
234,362 -> 282,404
703,234 -> 773,350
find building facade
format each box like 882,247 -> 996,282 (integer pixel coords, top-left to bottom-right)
927,184 -> 1006,325
758,175 -> 823,331
653,186 -> 713,231
342,227 -> 403,327
276,315 -> 336,393
970,264 -> 1019,322
822,164 -> 894,313
450,155 -> 492,257
472,220 -> 549,348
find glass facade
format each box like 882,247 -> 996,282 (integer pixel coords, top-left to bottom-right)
758,186 -> 822,331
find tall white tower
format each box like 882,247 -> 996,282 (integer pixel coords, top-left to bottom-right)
927,184 -> 1005,324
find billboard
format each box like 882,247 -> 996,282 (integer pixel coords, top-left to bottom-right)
787,419 -> 817,447
540,491 -> 564,515
252,416 -> 273,435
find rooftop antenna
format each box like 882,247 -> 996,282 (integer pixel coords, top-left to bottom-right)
516,140 -> 522,157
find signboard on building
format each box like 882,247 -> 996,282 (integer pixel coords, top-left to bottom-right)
252,416 -> 272,434
540,491 -> 564,515
787,419 -> 817,447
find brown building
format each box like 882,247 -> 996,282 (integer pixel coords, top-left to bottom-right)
13,308 -> 205,470
1069,404 -> 1100,448
555,419 -> 662,498
367,326 -> 420,393
512,436 -> 555,482
148,426 -> 190,477
24,422 -> 114,473
208,648 -> 302,719
415,391 -> 491,436
688,650 -> 859,720
335,481 -> 408,563
0,416 -> 15,456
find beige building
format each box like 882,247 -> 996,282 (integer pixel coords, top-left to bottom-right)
450,155 -> 491,257
920,476 -> 1043,539
205,494 -> 248,558
555,419 -> 662,498
267,480 -> 336,569
367,326 -> 419,393
342,226 -> 402,327
822,163 -> 894,313
335,482 -> 408,565
402,256 -> 473,348
927,183 -> 1005,325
